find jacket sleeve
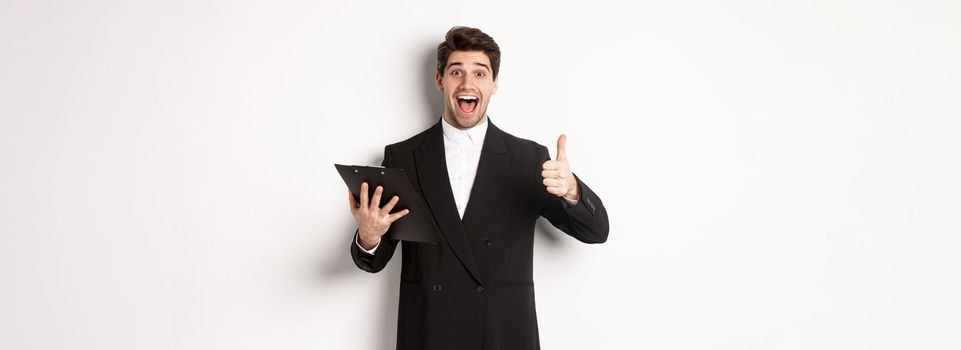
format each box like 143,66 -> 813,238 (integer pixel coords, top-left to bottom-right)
349,145 -> 400,273
536,145 -> 610,244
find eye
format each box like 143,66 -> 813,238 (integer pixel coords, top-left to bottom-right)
451,70 -> 462,76
475,71 -> 486,78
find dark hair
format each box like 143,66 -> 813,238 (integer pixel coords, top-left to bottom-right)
437,26 -> 501,79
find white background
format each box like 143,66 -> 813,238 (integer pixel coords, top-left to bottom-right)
2,0 -> 959,349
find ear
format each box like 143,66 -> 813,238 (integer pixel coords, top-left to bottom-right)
435,72 -> 444,92
492,75 -> 499,95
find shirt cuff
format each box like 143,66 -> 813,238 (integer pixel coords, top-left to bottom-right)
355,233 -> 379,255
564,197 -> 579,206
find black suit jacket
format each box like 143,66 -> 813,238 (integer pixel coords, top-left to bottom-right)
350,120 -> 609,350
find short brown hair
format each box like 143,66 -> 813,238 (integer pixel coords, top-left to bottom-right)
437,26 -> 501,79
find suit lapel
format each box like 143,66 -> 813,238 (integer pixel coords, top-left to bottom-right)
414,122 -> 484,285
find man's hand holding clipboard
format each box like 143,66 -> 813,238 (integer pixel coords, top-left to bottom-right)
349,181 -> 406,250
336,165 -> 441,250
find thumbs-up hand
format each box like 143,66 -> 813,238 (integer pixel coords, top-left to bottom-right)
542,134 -> 579,200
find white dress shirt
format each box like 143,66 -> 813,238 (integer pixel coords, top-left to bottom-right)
356,117 -> 574,254
441,117 -> 488,219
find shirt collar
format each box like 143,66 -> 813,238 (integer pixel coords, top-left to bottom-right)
441,116 -> 488,146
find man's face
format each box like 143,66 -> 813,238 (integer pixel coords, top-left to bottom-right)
436,50 -> 498,129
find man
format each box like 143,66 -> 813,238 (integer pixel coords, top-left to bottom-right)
348,26 -> 609,350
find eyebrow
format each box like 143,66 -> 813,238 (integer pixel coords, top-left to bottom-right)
446,62 -> 491,72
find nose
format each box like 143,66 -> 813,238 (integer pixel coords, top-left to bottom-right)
459,73 -> 475,88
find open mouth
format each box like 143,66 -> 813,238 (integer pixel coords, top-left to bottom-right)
456,95 -> 479,115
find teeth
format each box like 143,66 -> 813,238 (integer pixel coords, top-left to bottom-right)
457,96 -> 478,101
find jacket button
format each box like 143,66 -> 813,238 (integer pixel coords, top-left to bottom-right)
476,286 -> 484,293
482,238 -> 492,247
433,284 -> 442,292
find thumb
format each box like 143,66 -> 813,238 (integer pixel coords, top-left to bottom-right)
556,134 -> 568,161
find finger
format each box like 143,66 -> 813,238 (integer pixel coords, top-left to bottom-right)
541,169 -> 561,179
543,178 -> 562,188
370,185 -> 384,210
556,134 -> 568,161
542,160 -> 560,171
546,186 -> 564,196
387,209 -> 411,223
348,189 -> 358,211
359,182 -> 369,209
381,196 -> 400,215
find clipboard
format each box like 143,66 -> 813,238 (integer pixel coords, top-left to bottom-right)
335,164 -> 441,243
